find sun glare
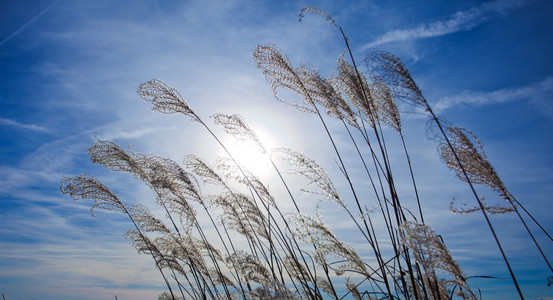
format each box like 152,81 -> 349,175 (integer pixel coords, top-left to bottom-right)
222,127 -> 275,179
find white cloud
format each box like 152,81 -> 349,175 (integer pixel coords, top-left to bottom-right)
361,0 -> 529,49
435,76 -> 553,118
0,117 -> 50,133
0,240 -> 163,299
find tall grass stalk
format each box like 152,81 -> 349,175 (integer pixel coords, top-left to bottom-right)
61,7 -> 551,300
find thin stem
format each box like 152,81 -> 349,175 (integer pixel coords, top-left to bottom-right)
427,106 -> 524,299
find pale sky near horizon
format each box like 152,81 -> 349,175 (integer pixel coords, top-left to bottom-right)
1,0 -> 552,299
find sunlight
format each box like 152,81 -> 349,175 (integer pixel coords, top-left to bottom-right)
223,126 -> 275,179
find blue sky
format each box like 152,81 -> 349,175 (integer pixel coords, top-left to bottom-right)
1,0 -> 552,299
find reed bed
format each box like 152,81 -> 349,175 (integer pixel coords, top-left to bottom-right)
60,7 -> 551,300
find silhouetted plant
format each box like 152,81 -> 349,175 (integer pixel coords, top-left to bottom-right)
61,7 -> 551,300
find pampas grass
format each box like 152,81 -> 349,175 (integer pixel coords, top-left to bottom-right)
61,7 -> 551,300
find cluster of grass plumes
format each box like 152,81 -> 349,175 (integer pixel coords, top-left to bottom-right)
61,7 -> 551,300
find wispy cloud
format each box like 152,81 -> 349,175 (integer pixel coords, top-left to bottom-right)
361,0 -> 529,49
0,0 -> 61,47
0,117 -> 50,133
435,76 -> 553,116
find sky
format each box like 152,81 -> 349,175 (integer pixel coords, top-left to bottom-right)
0,0 -> 552,299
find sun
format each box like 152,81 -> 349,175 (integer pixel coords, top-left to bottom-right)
223,127 -> 275,179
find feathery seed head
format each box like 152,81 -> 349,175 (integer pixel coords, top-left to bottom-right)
300,65 -> 360,128
290,213 -> 367,276
370,79 -> 402,132
283,256 -> 312,283
212,113 -> 266,153
137,153 -> 204,205
299,7 -> 336,26
440,126 -> 510,201
335,55 -> 378,128
137,79 -> 200,122
128,204 -> 171,233
450,196 -> 514,215
61,175 -> 125,216
125,229 -> 156,255
272,147 -> 344,207
215,156 -> 277,207
366,49 -> 427,109
253,44 -> 317,113
124,230 -> 187,276
403,221 -> 476,299
345,278 -> 363,300
88,139 -> 145,177
212,191 -> 268,241
183,154 -> 225,186
316,277 -> 335,298
226,251 -> 274,287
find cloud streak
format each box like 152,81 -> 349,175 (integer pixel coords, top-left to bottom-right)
361,0 -> 528,49
0,117 -> 50,133
435,77 -> 553,116
0,0 -> 61,47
